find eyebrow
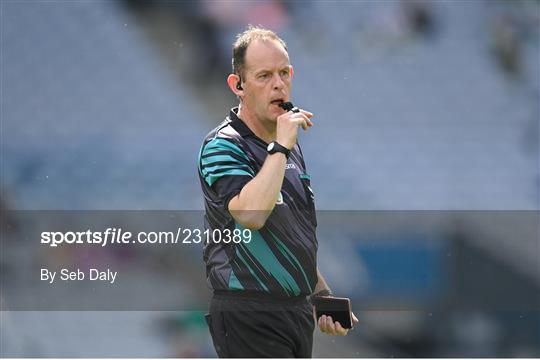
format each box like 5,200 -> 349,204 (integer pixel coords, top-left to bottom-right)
253,66 -> 290,76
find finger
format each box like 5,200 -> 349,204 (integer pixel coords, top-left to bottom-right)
289,110 -> 313,121
319,316 -> 328,333
294,114 -> 311,129
322,316 -> 332,333
299,109 -> 314,118
318,315 -> 324,330
335,321 -> 348,336
325,316 -> 336,333
300,120 -> 308,130
290,115 -> 309,130
290,112 -> 309,121
352,313 -> 359,324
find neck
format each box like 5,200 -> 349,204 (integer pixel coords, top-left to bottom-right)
237,103 -> 276,144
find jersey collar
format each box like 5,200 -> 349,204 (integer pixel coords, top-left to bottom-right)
229,107 -> 256,138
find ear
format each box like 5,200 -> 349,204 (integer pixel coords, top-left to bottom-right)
227,74 -> 243,97
290,65 -> 294,78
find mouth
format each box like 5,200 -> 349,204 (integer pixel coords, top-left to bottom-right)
270,98 -> 285,107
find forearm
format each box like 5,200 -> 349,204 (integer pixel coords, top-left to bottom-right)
314,268 -> 332,295
229,152 -> 287,229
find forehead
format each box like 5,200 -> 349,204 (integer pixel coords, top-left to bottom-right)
244,39 -> 290,73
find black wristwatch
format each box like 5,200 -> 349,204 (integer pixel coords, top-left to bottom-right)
267,141 -> 290,158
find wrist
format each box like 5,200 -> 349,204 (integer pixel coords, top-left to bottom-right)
275,138 -> 293,150
313,289 -> 333,297
267,141 -> 291,158
268,152 -> 287,159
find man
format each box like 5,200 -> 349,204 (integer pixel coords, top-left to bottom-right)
198,26 -> 358,358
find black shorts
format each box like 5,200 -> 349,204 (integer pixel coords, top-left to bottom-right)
205,292 -> 315,358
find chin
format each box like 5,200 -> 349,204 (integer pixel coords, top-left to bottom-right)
269,112 -> 280,122
269,108 -> 284,119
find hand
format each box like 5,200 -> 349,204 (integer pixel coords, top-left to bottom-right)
317,312 -> 359,336
276,108 -> 314,150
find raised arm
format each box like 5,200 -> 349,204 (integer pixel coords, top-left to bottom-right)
228,109 -> 313,229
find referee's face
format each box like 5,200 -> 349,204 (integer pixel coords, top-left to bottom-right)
242,39 -> 292,125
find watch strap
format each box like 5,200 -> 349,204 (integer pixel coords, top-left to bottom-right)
268,141 -> 290,158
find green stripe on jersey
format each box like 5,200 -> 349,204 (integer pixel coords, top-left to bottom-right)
228,269 -> 244,290
201,154 -> 242,167
202,138 -> 249,161
236,224 -> 301,296
201,163 -> 254,177
270,231 -> 313,293
204,168 -> 253,187
235,246 -> 269,292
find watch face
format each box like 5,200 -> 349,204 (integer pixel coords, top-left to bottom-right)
267,142 -> 274,152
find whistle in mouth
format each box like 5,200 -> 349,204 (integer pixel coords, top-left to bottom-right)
279,102 -> 300,113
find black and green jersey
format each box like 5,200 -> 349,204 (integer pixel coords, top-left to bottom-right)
198,107 -> 318,297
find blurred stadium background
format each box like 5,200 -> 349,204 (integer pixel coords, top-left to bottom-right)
1,0 -> 539,357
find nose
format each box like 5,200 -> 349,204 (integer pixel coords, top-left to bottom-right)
272,73 -> 285,90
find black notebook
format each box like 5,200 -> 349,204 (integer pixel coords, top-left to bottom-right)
313,296 -> 353,329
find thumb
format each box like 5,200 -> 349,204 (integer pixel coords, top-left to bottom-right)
352,312 -> 359,324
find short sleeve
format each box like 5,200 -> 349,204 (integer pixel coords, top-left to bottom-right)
199,137 -> 255,206
213,174 -> 252,210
